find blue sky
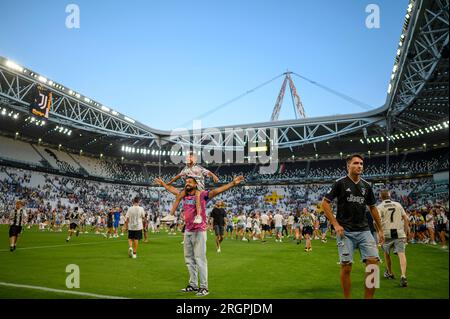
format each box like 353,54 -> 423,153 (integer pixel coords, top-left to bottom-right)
0,0 -> 408,130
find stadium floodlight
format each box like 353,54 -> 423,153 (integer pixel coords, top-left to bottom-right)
360,139 -> 364,144
48,80 -> 54,85
387,84 -> 392,94
63,128 -> 68,134
112,111 -> 119,116
75,93 -> 81,98
15,132 -> 19,136
407,3 -> 413,12
250,146 -> 268,152
13,113 -> 19,120
101,106 -> 110,112
84,97 -> 91,103
68,130 -> 72,136
100,153 -> 103,158
68,90 -> 73,95
38,76 -> 47,83
5,60 -> 24,72
41,120 -> 46,126
121,145 -> 125,151
124,116 -> 135,124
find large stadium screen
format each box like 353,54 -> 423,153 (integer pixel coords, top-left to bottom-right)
30,84 -> 52,118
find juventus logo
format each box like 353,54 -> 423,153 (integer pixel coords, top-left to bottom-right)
37,93 -> 48,110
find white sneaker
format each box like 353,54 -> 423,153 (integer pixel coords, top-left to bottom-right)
132,254 -> 137,259
442,245 -> 448,249
128,247 -> 133,258
217,247 -> 221,253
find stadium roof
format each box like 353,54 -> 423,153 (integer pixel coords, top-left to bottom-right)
0,0 -> 448,162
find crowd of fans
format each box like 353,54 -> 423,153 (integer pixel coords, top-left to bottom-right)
1,164 -> 448,246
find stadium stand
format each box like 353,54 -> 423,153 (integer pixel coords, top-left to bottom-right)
0,135 -> 44,167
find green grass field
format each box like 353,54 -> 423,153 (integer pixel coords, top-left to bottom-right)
0,225 -> 448,299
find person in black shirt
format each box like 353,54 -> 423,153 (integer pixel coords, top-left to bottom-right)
210,201 -> 226,253
321,154 -> 384,299
66,207 -> 80,242
9,199 -> 28,252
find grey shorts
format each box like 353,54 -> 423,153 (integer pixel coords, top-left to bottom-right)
336,230 -> 379,264
383,238 -> 406,254
214,225 -> 224,236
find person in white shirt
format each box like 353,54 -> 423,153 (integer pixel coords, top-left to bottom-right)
273,211 -> 284,242
124,197 -> 146,259
245,214 -> 253,241
377,190 -> 409,287
237,212 -> 247,241
425,212 -> 436,245
119,213 -> 126,236
252,212 -> 262,241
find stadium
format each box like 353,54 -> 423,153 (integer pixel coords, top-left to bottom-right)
0,0 -> 448,301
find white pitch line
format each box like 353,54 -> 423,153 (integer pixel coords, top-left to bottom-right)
0,281 -> 129,299
0,235 -> 184,252
0,239 -> 127,252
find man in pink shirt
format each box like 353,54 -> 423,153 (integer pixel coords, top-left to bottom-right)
155,175 -> 244,297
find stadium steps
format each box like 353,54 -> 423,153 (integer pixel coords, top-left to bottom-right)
66,152 -> 89,176
142,165 -> 150,181
30,144 -> 52,169
305,160 -> 311,177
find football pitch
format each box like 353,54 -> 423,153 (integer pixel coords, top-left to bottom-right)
0,225 -> 448,299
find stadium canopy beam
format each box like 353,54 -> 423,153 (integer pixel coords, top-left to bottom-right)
165,115 -> 385,151
387,0 -> 449,119
0,60 -> 158,140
